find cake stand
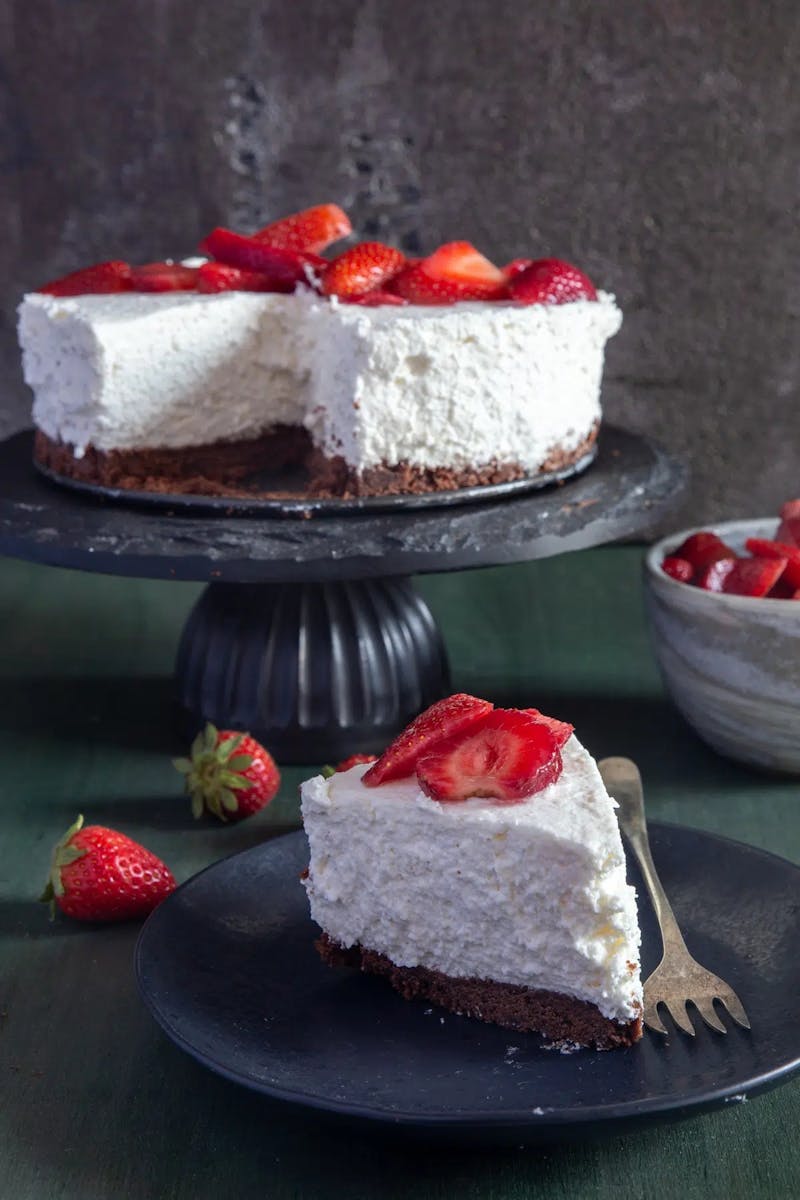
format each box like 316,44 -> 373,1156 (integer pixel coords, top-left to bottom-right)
0,427 -> 685,762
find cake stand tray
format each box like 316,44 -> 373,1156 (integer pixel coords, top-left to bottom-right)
0,427 -> 686,762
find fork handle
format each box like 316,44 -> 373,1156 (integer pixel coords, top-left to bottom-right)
598,757 -> 690,956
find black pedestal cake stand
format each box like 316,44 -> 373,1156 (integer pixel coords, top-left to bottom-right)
0,428 -> 685,762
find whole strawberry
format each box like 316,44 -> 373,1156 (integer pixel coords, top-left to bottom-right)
174,723 -> 280,822
321,753 -> 378,778
40,815 -> 176,922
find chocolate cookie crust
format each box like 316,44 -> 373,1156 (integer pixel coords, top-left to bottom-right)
33,421 -> 598,501
317,933 -> 642,1050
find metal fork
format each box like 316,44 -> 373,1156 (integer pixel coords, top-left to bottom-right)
598,756 -> 751,1037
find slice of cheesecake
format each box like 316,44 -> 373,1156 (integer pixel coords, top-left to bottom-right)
301,695 -> 643,1049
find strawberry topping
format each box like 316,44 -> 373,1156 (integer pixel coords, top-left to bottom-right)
416,709 -> 562,803
130,262 -> 198,292
253,204 -> 352,255
661,555 -> 694,582
523,708 -> 574,747
322,242 -> 406,298
196,263 -> 286,293
508,258 -> 597,305
38,261 -> 133,296
345,291 -> 408,306
199,228 -> 324,290
362,693 -> 494,786
335,754 -> 378,772
392,242 -> 507,305
502,257 -> 535,281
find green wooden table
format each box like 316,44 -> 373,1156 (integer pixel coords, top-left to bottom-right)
1,548 -> 798,1200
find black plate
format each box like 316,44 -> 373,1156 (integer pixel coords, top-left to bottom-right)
135,824 -> 800,1142
34,444 -> 597,518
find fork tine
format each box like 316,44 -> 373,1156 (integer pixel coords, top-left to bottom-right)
718,991 -> 751,1030
692,997 -> 727,1034
663,998 -> 696,1036
643,1000 -> 669,1035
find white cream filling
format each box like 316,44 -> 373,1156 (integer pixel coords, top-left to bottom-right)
19,288 -> 621,472
301,736 -> 642,1024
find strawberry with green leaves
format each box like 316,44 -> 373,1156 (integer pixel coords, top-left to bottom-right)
40,815 -> 176,922
174,723 -> 281,822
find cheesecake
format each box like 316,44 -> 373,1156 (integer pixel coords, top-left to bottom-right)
18,203 -> 622,500
301,695 -> 643,1049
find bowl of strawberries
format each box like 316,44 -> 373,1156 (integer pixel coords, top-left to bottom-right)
644,500 -> 800,773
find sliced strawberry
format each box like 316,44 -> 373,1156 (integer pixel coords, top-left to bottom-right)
697,559 -> 736,592
362,694 -> 494,786
392,241 -> 507,305
416,709 -> 562,804
322,242 -> 406,298
335,754 -> 378,772
777,499 -> 800,547
503,257 -> 535,281
131,262 -> 198,292
200,228 -> 324,290
745,538 -> 800,589
767,575 -> 797,599
700,556 -> 787,597
509,258 -> 597,305
661,555 -> 694,583
196,263 -> 286,293
390,263 -> 468,305
253,204 -> 351,254
672,531 -> 737,572
344,291 -> 408,307
523,708 -> 574,747
38,260 -> 133,296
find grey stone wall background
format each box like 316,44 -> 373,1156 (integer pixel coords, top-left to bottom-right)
1,0 -> 798,521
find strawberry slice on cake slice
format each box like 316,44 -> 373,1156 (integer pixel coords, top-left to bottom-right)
302,695 -> 643,1049
391,242 -> 507,304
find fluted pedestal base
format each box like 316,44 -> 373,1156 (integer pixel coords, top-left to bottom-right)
175,577 -> 451,763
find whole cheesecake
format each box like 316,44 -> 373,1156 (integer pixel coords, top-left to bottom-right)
18,204 -> 622,499
301,695 -> 643,1049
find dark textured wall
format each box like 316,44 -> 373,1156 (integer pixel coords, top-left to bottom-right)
2,0 -> 798,520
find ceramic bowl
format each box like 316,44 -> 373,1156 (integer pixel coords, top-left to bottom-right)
644,518 -> 800,774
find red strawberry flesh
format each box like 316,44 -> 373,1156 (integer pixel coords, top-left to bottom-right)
502,257 -> 535,281
721,556 -> 787,597
362,694 -> 494,786
777,500 -> 800,547
253,203 -> 352,254
661,555 -> 694,583
696,559 -> 736,592
745,538 -> 800,589
335,754 -> 378,772
416,709 -> 562,803
131,262 -> 198,292
196,263 -> 285,293
392,242 -> 507,305
522,708 -> 574,747
322,242 -> 406,298
672,531 -> 737,572
345,291 -> 408,306
38,260 -> 133,296
508,258 -> 597,305
200,228 -> 323,290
